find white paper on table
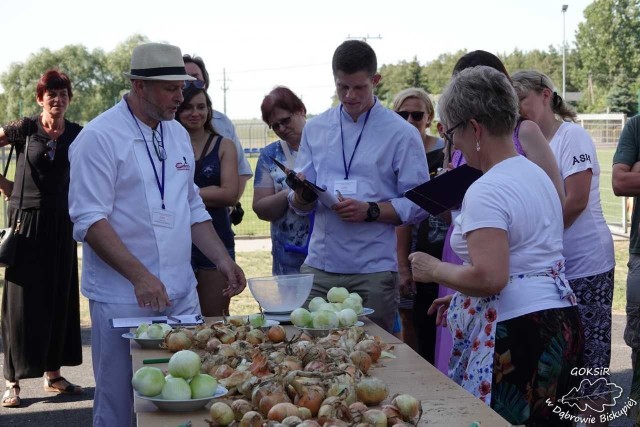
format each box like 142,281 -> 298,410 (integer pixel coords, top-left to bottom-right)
109,314 -> 204,329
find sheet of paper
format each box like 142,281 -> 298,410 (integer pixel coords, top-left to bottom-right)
109,314 -> 204,329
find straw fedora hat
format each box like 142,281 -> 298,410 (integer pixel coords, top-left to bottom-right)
123,43 -> 196,81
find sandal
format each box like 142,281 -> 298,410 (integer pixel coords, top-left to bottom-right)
44,376 -> 83,395
2,383 -> 20,407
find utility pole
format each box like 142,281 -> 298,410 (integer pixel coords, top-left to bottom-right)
346,34 -> 382,43
221,68 -> 229,115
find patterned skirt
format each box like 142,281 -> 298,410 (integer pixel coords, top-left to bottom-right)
490,306 -> 584,426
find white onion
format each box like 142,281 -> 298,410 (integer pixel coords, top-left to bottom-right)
161,377 -> 191,400
146,323 -> 164,339
168,350 -> 201,379
327,287 -> 349,303
290,308 -> 312,327
308,297 -> 327,312
189,373 -> 218,398
131,366 -> 165,397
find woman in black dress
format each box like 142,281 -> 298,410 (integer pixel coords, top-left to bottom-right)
0,69 -> 83,407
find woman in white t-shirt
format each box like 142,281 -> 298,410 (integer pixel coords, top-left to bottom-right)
512,71 -> 615,381
410,66 -> 582,426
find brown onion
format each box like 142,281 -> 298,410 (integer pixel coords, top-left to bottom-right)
246,329 -> 265,345
259,392 -> 289,416
355,339 -> 382,362
205,337 -> 221,352
238,410 -> 263,427
213,364 -> 235,379
381,405 -> 402,425
267,325 -> 287,343
267,402 -> 300,422
356,377 -> 388,406
282,415 -> 303,426
209,402 -> 235,426
349,350 -> 372,374
164,330 -> 192,352
231,399 -> 253,421
363,409 -> 388,427
391,394 -> 420,421
349,401 -> 368,424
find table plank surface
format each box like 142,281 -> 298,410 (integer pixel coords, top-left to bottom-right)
132,317 -> 511,426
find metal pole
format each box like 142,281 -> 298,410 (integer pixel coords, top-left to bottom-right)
562,5 -> 568,99
222,68 -> 227,115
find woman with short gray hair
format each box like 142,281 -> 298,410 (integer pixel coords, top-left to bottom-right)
410,66 -> 583,425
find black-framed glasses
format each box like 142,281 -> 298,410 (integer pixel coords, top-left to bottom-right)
152,129 -> 167,161
269,115 -> 292,132
396,111 -> 425,121
443,121 -> 465,146
45,140 -> 57,161
183,80 -> 205,90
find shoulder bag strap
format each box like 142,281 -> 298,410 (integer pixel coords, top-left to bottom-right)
195,133 -> 215,176
14,135 -> 29,232
2,144 -> 14,177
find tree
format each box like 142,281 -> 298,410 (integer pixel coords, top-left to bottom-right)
0,34 -> 149,125
607,73 -> 638,115
575,0 -> 640,109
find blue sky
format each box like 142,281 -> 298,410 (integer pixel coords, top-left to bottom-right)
1,0 -> 594,119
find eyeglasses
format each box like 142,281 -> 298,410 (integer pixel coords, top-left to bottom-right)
45,140 -> 57,161
183,80 -> 205,90
269,115 -> 292,132
443,121 -> 465,146
152,129 -> 167,161
396,111 -> 425,121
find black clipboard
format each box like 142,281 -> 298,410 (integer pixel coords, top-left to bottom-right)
404,164 -> 483,215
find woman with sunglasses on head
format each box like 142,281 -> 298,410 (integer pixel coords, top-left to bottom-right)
177,86 -> 239,316
393,88 -> 447,358
0,69 -> 84,407
411,66 -> 582,426
512,70 -> 614,424
432,50 -> 566,376
253,86 -> 312,275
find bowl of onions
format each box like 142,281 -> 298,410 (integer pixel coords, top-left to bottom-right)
297,321 -> 364,338
247,274 -> 314,314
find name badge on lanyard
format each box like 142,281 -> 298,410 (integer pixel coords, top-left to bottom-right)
152,208 -> 175,228
334,179 -> 357,195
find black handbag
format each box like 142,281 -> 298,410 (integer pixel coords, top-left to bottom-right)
0,136 -> 28,267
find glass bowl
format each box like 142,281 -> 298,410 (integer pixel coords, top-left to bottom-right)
247,274 -> 314,314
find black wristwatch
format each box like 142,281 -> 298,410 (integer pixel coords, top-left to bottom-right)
365,202 -> 380,222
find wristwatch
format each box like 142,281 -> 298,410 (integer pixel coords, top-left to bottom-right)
365,202 -> 380,222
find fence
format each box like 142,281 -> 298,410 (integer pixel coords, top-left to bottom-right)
0,113 -> 632,239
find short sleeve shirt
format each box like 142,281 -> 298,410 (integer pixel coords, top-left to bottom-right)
613,115 -> 640,253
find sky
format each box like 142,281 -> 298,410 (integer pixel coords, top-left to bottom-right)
0,0 -> 594,120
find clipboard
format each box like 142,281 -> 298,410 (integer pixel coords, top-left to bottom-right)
404,164 -> 483,215
109,314 -> 205,329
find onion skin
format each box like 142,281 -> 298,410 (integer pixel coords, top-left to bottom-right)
356,377 -> 389,406
267,402 -> 300,422
381,404 -> 402,425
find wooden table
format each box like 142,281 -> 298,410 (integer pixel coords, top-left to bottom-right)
132,318 -> 511,427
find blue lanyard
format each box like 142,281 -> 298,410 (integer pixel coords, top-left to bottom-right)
340,99 -> 375,180
126,101 -> 166,209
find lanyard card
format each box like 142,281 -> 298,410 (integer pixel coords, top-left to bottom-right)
152,208 -> 175,228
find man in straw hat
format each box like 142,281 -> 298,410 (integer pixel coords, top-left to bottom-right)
69,42 -> 246,426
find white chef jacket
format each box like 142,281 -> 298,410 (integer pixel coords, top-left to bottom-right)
69,97 -> 211,304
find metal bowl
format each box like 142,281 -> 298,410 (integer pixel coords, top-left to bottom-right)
247,274 -> 314,313
135,385 -> 228,412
